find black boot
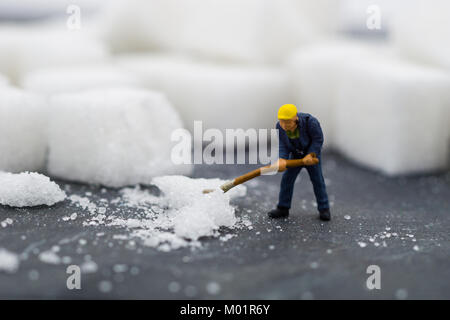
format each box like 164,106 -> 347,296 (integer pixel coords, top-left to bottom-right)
319,208 -> 331,221
268,206 -> 289,218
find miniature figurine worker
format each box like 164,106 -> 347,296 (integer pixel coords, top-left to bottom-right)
268,104 -> 331,221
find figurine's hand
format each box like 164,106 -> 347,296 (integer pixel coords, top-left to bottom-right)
303,153 -> 316,166
276,158 -> 287,172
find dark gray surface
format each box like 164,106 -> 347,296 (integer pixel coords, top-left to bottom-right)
1,151 -> 449,299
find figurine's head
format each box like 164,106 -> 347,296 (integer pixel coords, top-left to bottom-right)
278,104 -> 298,132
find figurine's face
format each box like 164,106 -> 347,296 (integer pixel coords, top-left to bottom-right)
279,116 -> 298,132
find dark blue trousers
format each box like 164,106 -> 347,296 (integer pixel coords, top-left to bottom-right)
277,155 -> 329,212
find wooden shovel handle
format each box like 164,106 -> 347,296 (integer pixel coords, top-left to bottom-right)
233,153 -> 319,186
234,168 -> 264,185
286,153 -> 319,167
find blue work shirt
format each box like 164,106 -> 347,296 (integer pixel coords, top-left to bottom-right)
276,112 -> 324,159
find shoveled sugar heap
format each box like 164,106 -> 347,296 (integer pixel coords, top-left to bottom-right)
0,172 -> 66,207
73,176 -> 249,251
152,175 -> 246,240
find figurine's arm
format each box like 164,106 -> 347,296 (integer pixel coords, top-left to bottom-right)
307,117 -> 324,156
276,122 -> 290,160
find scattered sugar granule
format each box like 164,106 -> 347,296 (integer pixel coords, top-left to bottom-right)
358,242 -> 367,248
0,249 -> 20,273
39,250 -> 61,265
206,282 -> 221,295
168,281 -> 181,293
1,218 -> 13,228
62,256 -> 72,264
184,285 -> 198,298
395,288 -> 408,300
98,280 -> 113,293
28,270 -> 39,280
220,234 -> 235,242
113,264 -> 128,273
81,260 -> 98,274
113,235 -> 128,240
68,195 -> 97,214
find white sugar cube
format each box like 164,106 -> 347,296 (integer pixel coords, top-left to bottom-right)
47,88 -> 192,187
0,86 -> 47,172
335,55 -> 450,175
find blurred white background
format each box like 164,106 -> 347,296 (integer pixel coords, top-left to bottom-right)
0,0 -> 449,176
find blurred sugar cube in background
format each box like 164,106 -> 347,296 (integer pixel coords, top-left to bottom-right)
116,53 -> 290,134
0,72 -> 8,86
335,55 -> 450,175
286,39 -> 387,148
0,86 -> 48,172
0,0 -> 103,21
392,0 -> 450,70
47,88 -> 192,187
101,0 -> 339,64
0,21 -> 108,84
21,65 -> 141,95
0,0 -> 448,178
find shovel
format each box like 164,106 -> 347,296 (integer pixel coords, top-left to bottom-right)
202,153 -> 319,194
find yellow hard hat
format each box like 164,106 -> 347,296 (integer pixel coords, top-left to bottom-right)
278,104 -> 298,120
